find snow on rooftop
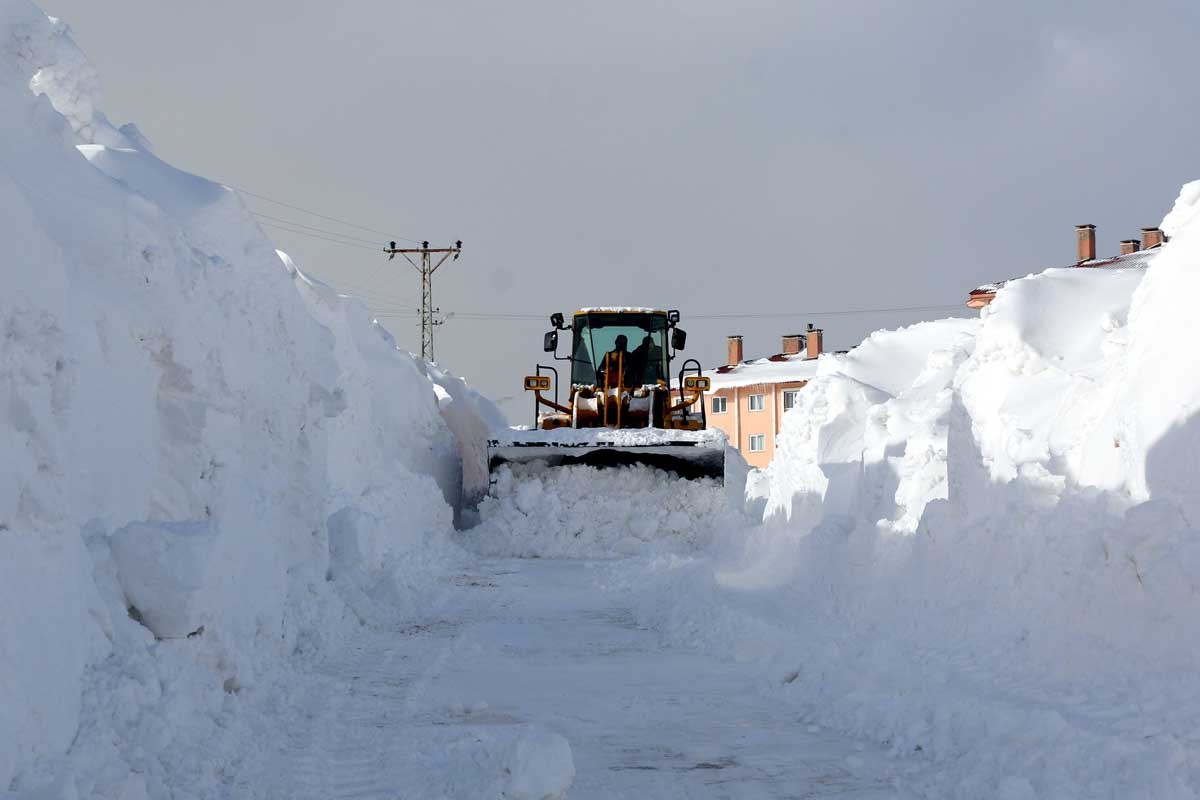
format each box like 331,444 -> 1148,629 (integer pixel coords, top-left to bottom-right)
703,352 -> 822,390
970,245 -> 1161,296
575,307 -> 664,314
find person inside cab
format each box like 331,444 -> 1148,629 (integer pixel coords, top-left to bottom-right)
630,334 -> 663,385
598,334 -> 633,387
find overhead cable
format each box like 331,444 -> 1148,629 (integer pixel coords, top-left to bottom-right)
255,220 -> 381,252
367,304 -> 967,322
250,212 -> 383,246
226,183 -> 423,244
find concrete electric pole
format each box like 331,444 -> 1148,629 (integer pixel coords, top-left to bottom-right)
384,239 -> 462,361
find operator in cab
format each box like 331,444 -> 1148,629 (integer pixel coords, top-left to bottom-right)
630,334 -> 663,385
598,334 -> 635,387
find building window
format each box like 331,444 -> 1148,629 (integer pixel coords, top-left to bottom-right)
748,434 -> 766,452
783,390 -> 801,412
711,396 -> 727,414
748,393 -> 765,411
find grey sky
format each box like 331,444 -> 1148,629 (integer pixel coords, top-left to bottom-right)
47,0 -> 1199,419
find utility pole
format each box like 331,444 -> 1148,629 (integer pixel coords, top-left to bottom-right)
384,239 -> 462,361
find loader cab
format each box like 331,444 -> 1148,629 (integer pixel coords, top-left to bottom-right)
531,307 -> 705,433
569,310 -> 670,388
498,307 -> 720,483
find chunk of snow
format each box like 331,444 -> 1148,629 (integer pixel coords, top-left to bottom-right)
506,729 -> 575,800
109,520 -> 217,639
467,462 -> 740,559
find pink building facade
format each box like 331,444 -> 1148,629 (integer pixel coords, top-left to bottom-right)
702,327 -> 824,469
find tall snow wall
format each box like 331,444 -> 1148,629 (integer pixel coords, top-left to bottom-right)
652,181 -> 1200,797
0,3 -> 491,791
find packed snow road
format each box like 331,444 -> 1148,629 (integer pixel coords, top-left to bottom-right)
237,557 -> 908,799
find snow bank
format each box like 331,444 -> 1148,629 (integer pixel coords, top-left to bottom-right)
465,462 -> 736,559
1074,182 -> 1200,515
633,182 -> 1200,797
0,3 -> 483,793
422,360 -> 508,511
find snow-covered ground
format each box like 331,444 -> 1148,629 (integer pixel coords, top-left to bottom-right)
226,557 -> 915,799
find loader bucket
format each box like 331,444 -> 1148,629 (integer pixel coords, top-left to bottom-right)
487,430 -> 727,483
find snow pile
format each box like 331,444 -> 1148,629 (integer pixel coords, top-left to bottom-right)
1073,178 -> 1200,512
756,317 -> 979,534
423,360 -> 509,510
466,462 -> 734,559
0,3 -> 489,794
634,182 -> 1200,797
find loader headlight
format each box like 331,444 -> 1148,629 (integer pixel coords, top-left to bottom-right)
524,375 -> 552,391
683,376 -> 710,391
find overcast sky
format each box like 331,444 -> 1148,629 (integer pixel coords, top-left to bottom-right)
47,0 -> 1199,419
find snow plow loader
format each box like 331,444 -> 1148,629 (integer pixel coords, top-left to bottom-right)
487,308 -> 726,483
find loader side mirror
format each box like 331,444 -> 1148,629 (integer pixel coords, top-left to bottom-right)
544,330 -> 558,352
550,312 -> 565,329
671,328 -> 687,351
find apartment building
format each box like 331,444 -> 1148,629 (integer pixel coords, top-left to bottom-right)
702,325 -> 824,469
968,224 -> 1164,308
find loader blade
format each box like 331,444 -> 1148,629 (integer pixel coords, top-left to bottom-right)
487,433 -> 727,483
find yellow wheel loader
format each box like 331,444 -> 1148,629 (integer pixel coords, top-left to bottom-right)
487,308 -> 726,482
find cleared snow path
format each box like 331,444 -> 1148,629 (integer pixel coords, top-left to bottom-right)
237,558 -> 910,799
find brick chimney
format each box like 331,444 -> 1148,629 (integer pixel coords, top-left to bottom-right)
727,335 -> 743,367
805,323 -> 823,359
781,334 -> 803,355
1120,239 -> 1140,255
1076,224 -> 1096,263
1142,227 -> 1164,249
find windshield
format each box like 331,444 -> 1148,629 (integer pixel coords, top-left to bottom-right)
571,313 -> 669,386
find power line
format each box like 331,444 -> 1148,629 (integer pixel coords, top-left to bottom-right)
287,248 -> 420,307
366,303 -> 420,314
690,304 -> 965,320
283,249 -> 422,308
256,220 -> 381,252
463,304 -> 965,320
440,312 -> 543,320
307,253 -> 420,307
366,303 -> 968,322
249,213 -> 436,309
226,183 -> 424,244
343,291 -> 419,308
324,280 -> 419,307
250,211 -> 384,246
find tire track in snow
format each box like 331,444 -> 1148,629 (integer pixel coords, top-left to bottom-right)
239,592 -> 473,798
237,559 -> 916,798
